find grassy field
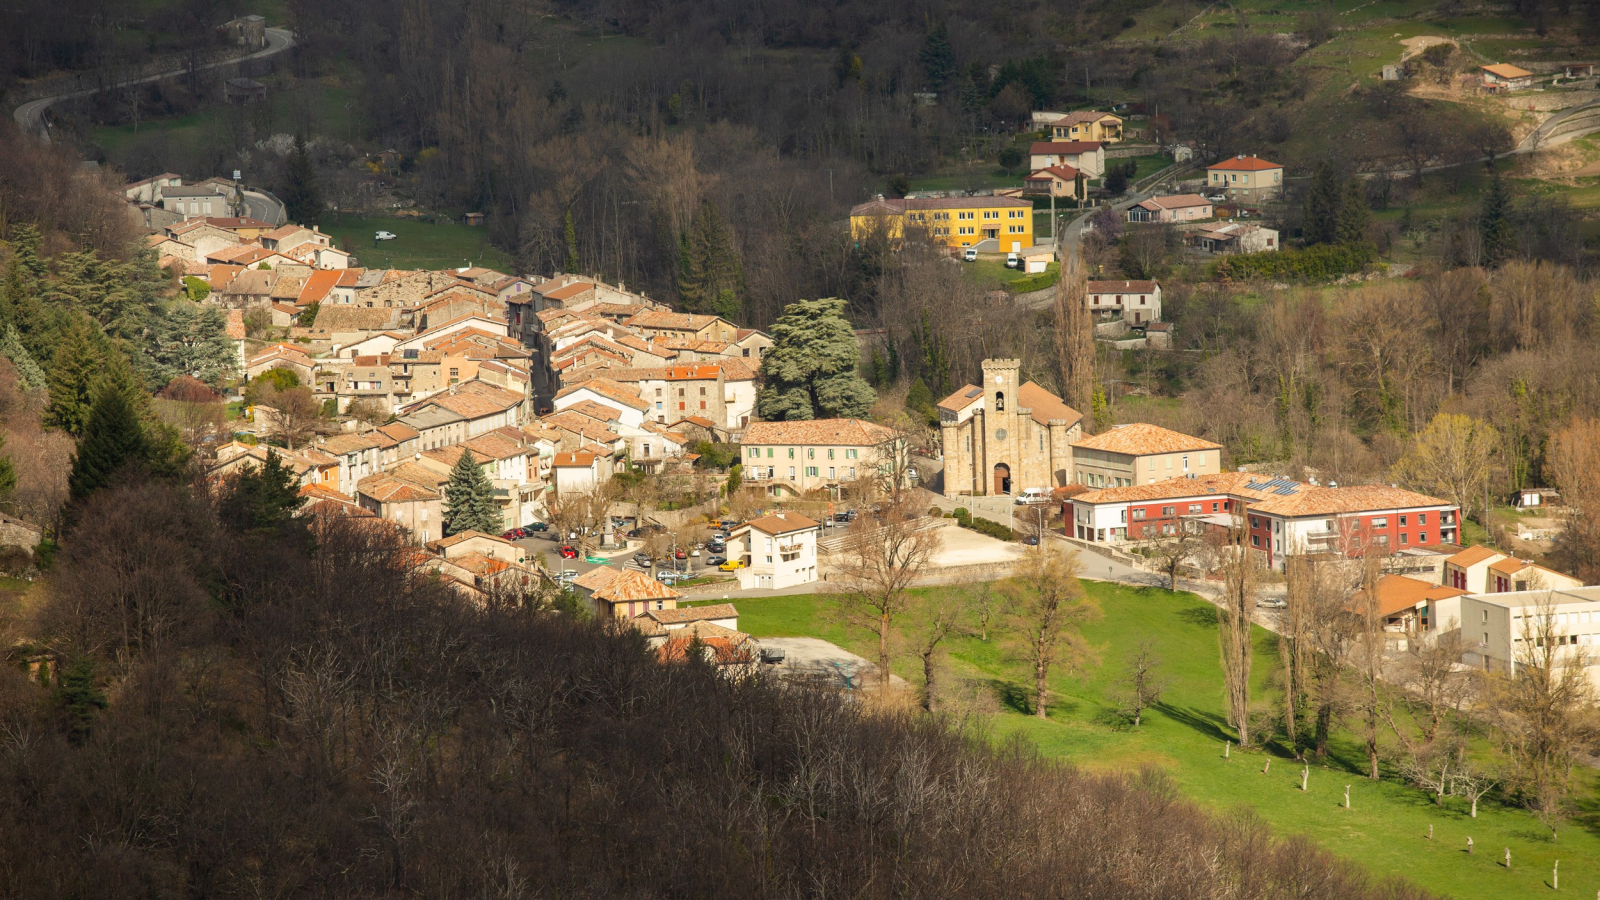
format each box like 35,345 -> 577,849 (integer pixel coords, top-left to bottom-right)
704,582 -> 1600,900
320,214 -> 514,272
961,257 -> 1054,287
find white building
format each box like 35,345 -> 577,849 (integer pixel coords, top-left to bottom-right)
1085,280 -> 1162,325
1452,587 -> 1600,691
727,511 -> 822,590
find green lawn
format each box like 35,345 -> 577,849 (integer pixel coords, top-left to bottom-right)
706,583 -> 1600,900
961,258 -> 1055,289
321,214 -> 514,271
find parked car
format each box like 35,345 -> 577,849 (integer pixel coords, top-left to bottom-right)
374,230 -> 397,241
633,552 -> 653,567
558,545 -> 578,559
1005,252 -> 1020,269
707,556 -> 726,567
1256,597 -> 1288,609
655,571 -> 682,584
555,569 -> 577,584
525,521 -> 549,532
501,529 -> 522,540
962,247 -> 978,262
1022,535 -> 1040,546
1015,487 -> 1051,505
719,559 -> 746,571
1205,193 -> 1225,202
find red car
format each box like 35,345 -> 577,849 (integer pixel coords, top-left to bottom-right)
559,545 -> 578,559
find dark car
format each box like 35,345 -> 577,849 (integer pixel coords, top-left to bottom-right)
558,545 -> 578,559
633,552 -> 652,567
525,522 -> 549,532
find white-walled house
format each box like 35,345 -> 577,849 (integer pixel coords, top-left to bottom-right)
1085,280 -> 1163,324
727,511 -> 821,590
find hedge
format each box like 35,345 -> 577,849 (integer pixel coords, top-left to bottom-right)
965,516 -> 1017,542
1004,265 -> 1061,294
1210,243 -> 1377,283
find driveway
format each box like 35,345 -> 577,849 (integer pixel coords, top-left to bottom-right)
13,27 -> 297,141
756,637 -> 907,689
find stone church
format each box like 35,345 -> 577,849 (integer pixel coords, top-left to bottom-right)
938,359 -> 1083,498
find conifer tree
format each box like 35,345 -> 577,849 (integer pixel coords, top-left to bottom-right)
564,209 -> 581,274
147,302 -> 240,386
1335,177 -> 1373,249
44,316 -> 101,436
0,325 -> 47,392
443,449 -> 503,536
677,199 -> 744,321
1478,175 -> 1516,268
0,434 -> 16,504
67,370 -> 149,504
281,134 -> 322,226
218,450 -> 306,535
919,23 -> 957,92
1302,161 -> 1342,246
757,297 -> 876,420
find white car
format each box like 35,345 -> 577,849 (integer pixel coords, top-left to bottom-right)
1256,597 -> 1287,609
962,248 -> 978,262
374,230 -> 398,241
1014,487 -> 1051,505
1005,252 -> 1020,269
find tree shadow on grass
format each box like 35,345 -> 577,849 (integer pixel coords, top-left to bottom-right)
1159,703 -> 1234,743
1176,605 -> 1219,628
989,678 -> 1031,715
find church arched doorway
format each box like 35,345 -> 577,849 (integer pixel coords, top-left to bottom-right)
993,463 -> 1011,495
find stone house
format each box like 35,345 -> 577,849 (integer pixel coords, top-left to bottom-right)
937,359 -> 1083,497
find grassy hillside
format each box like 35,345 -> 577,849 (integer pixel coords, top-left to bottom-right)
320,214 -> 514,272
710,582 -> 1600,900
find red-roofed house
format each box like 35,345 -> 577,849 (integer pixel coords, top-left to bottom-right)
727,511 -> 821,589
1206,155 -> 1284,202
1028,141 -> 1106,177
1024,165 -> 1085,200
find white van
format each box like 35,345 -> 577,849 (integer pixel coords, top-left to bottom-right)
1005,252 -> 1020,269
1015,487 -> 1051,505
962,247 -> 978,262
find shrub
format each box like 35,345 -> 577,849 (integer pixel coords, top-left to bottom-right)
965,516 -> 1017,542
1210,243 -> 1377,282
952,507 -> 970,522
928,505 -> 944,518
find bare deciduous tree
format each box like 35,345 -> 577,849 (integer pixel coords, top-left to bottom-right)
914,592 -> 966,713
836,497 -> 940,687
1215,519 -> 1259,747
1115,640 -> 1167,727
1141,520 -> 1205,592
1000,546 -> 1099,718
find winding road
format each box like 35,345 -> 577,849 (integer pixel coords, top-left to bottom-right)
12,27 -> 296,142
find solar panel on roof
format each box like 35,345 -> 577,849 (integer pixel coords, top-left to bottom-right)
966,387 -> 983,398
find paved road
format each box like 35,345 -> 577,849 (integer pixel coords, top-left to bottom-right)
13,27 -> 296,141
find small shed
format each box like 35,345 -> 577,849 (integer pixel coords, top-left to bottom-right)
1565,63 -> 1594,79
463,212 -> 485,227
1381,64 -> 1401,81
1018,245 -> 1056,274
224,77 -> 267,104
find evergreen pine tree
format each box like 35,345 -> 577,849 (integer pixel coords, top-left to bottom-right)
443,449 -> 503,536
1335,177 -> 1373,249
67,370 -> 149,504
1478,175 -> 1516,267
0,325 -> 47,392
677,200 -> 744,320
218,450 -> 306,535
564,209 -> 581,274
44,316 -> 101,436
0,433 -> 17,504
919,23 -> 957,93
282,134 -> 322,226
1302,161 -> 1342,245
147,302 -> 241,386
757,297 -> 876,420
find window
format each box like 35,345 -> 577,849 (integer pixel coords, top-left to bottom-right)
1182,455 -> 1189,470
1419,532 -> 1428,543
847,449 -> 857,459
699,401 -> 706,409
699,387 -> 706,396
1483,610 -> 1489,624
805,466 -> 817,476
1132,509 -> 1146,520
849,467 -> 856,479
807,448 -> 814,459
995,392 -> 1005,411
787,467 -> 795,480
1162,506 -> 1176,517
678,388 -> 685,397
1249,517 -> 1259,528
1251,535 -> 1260,547
1189,504 -> 1202,513
788,448 -> 795,459
1418,513 -> 1427,525
1372,517 -> 1388,528
828,467 -> 835,479
1212,502 -> 1220,512
1399,515 -> 1408,527
766,448 -> 773,458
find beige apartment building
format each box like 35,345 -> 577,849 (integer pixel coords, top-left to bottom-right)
1071,423 -> 1222,489
1205,155 -> 1284,203
742,418 -> 896,497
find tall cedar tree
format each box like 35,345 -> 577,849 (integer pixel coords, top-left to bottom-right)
44,315 -> 102,436
1302,161 -> 1342,246
1335,177 -> 1373,249
677,199 -> 744,322
757,297 -> 875,420
281,134 -> 322,226
148,302 -> 240,387
443,448 -> 503,535
1479,175 -> 1515,267
44,249 -> 164,345
919,23 -> 956,92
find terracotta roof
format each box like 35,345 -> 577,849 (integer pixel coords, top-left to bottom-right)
741,512 -> 820,535
1488,557 -> 1529,576
298,269 -> 343,305
563,399 -> 623,423
1057,110 -> 1120,126
1139,194 -> 1211,210
299,484 -> 355,503
1026,164 -> 1081,181
1029,140 -> 1104,155
1248,485 -> 1452,518
1207,155 -> 1282,172
641,603 -> 738,626
1018,381 -> 1083,428
542,280 -> 596,302
1074,423 -> 1220,456
1482,63 -> 1533,79
390,461 -> 447,489
224,308 -> 246,340
1445,545 -> 1504,568
937,385 -> 985,413
1074,471 -> 1271,505
623,310 -> 724,332
656,626 -> 755,665
573,566 -> 682,603
357,474 -> 440,503
428,530 -> 517,551
1364,574 -> 1467,618
743,418 -> 895,447
451,551 -> 514,578
542,411 -> 621,443
1087,280 -> 1159,294
555,377 -> 650,411
316,433 -> 382,455
551,452 -> 598,467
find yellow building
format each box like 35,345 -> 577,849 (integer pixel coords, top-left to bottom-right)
1050,111 -> 1124,143
849,196 -> 1035,252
